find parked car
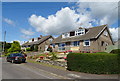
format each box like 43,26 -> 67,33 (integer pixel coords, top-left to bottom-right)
6,53 -> 26,63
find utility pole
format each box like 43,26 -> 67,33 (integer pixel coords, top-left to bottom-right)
3,31 -> 6,52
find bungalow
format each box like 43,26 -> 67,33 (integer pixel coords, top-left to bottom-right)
22,35 -> 54,52
52,25 -> 114,53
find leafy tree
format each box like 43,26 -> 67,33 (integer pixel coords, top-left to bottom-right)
34,45 -> 38,51
7,41 -> 21,53
30,45 -> 34,51
4,42 -> 12,52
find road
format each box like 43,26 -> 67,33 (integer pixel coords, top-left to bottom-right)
2,58 -> 68,79
1,57 -> 119,81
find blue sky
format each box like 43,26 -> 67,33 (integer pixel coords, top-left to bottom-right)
2,2 -> 119,44
2,2 -> 76,42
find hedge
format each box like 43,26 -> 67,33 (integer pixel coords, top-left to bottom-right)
110,49 -> 120,54
67,53 -> 120,74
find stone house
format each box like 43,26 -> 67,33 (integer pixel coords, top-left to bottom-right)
52,25 -> 114,53
22,35 -> 54,52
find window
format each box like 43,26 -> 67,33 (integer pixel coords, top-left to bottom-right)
52,44 -> 55,48
58,43 -> 65,51
103,31 -> 108,36
73,41 -> 80,46
62,33 -> 69,38
49,38 -> 53,42
105,42 -> 108,46
75,29 -> 85,36
84,40 -> 90,46
70,31 -> 75,36
58,43 -> 65,47
101,41 -> 104,46
66,42 -> 71,46
59,47 -> 65,50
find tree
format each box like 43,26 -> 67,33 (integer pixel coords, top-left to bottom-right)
7,41 -> 21,53
4,42 -> 12,52
34,45 -> 38,51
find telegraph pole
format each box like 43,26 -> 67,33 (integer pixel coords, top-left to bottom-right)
3,31 -> 6,52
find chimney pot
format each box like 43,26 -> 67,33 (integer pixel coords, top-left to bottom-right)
40,35 -> 42,38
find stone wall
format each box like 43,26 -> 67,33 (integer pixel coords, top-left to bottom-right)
36,60 -> 67,68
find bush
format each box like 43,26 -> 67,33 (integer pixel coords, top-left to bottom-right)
6,51 -> 19,56
34,45 -> 38,51
7,41 -> 21,53
110,49 -> 120,54
26,48 -> 32,51
47,46 -> 52,52
51,53 -> 57,60
67,53 -> 119,74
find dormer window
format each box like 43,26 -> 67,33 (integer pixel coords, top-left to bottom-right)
75,29 -> 85,36
62,33 -> 69,38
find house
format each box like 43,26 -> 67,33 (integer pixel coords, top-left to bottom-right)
52,25 -> 114,53
22,35 -> 54,52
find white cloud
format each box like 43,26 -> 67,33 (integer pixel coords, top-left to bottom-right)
29,7 -> 79,35
21,28 -> 34,36
3,18 -> 15,26
21,35 -> 30,40
29,7 -> 95,35
76,2 -> 118,26
109,27 -> 120,41
28,2 -> 118,41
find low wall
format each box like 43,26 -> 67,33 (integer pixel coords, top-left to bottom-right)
36,60 -> 67,68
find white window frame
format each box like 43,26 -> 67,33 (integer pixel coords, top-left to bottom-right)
84,40 -> 90,46
75,29 -> 85,36
62,33 -> 69,38
73,41 -> 80,46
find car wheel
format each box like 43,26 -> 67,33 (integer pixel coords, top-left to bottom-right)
22,60 -> 26,63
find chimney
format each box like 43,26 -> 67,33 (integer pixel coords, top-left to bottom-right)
32,38 -> 34,42
38,37 -> 41,40
79,27 -> 83,29
40,35 -> 42,38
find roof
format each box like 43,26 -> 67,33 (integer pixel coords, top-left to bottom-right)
52,25 -> 107,43
22,35 -> 52,46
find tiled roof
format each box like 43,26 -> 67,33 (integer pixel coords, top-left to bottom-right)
22,35 -> 52,46
52,25 -> 107,43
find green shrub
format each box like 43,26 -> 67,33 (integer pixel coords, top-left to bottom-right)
26,48 -> 32,51
34,45 -> 38,51
7,41 -> 21,53
51,53 -> 57,60
6,51 -> 19,56
47,46 -> 52,52
110,49 -> 120,54
67,53 -> 119,74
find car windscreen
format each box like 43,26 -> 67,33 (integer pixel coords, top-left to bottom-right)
12,53 -> 24,57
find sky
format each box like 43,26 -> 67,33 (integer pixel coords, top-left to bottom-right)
2,1 -> 119,45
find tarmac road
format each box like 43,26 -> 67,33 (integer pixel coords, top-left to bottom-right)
1,57 -> 119,81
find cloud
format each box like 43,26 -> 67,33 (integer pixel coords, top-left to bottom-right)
28,2 -> 118,41
29,7 -> 95,35
109,27 -> 120,41
21,35 -> 30,40
3,18 -> 15,26
76,2 -> 118,26
29,7 -> 79,35
21,28 -> 34,36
